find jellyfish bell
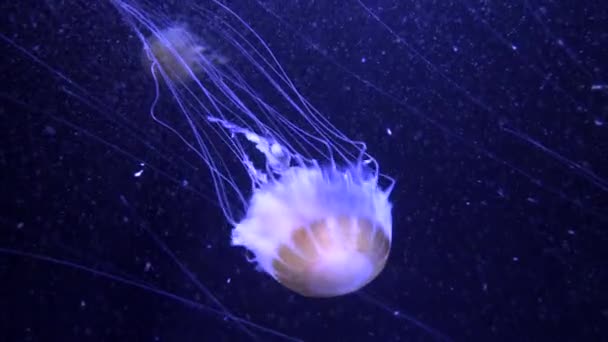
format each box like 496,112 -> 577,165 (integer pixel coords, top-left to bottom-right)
232,160 -> 393,297
142,25 -> 227,82
142,26 -> 203,82
117,0 -> 395,298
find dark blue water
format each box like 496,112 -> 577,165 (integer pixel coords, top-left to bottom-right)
1,1 -> 607,341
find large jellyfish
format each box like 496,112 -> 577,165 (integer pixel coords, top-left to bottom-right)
118,0 -> 394,297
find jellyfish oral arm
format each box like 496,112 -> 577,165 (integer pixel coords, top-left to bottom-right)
207,115 -> 293,183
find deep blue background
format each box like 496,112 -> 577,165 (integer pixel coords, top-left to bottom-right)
1,0 -> 607,341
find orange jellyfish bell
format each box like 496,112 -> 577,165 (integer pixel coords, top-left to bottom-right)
232,165 -> 392,297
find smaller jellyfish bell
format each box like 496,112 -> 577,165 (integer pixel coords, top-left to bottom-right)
217,120 -> 393,298
143,26 -> 225,82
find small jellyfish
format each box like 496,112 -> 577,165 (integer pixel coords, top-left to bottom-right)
143,26 -> 226,82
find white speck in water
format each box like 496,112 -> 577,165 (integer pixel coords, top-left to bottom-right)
134,162 -> 145,178
16,222 -> 24,229
526,197 -> 538,204
386,128 -> 392,136
511,44 -> 518,51
497,188 -> 505,198
593,118 -> 604,126
361,57 -> 367,63
43,125 -> 56,136
567,229 -> 576,236
226,278 -> 231,284
512,256 -> 519,262
80,300 -> 86,308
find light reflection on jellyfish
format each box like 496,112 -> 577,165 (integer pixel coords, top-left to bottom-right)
118,0 -> 394,298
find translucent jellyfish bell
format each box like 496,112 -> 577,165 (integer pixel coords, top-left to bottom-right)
121,1 -> 395,298
215,119 -> 393,297
144,25 -> 227,82
235,166 -> 392,297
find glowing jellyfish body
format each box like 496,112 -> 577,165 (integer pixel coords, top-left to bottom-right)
126,1 -> 394,298
232,165 -> 392,297
212,115 -> 393,297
